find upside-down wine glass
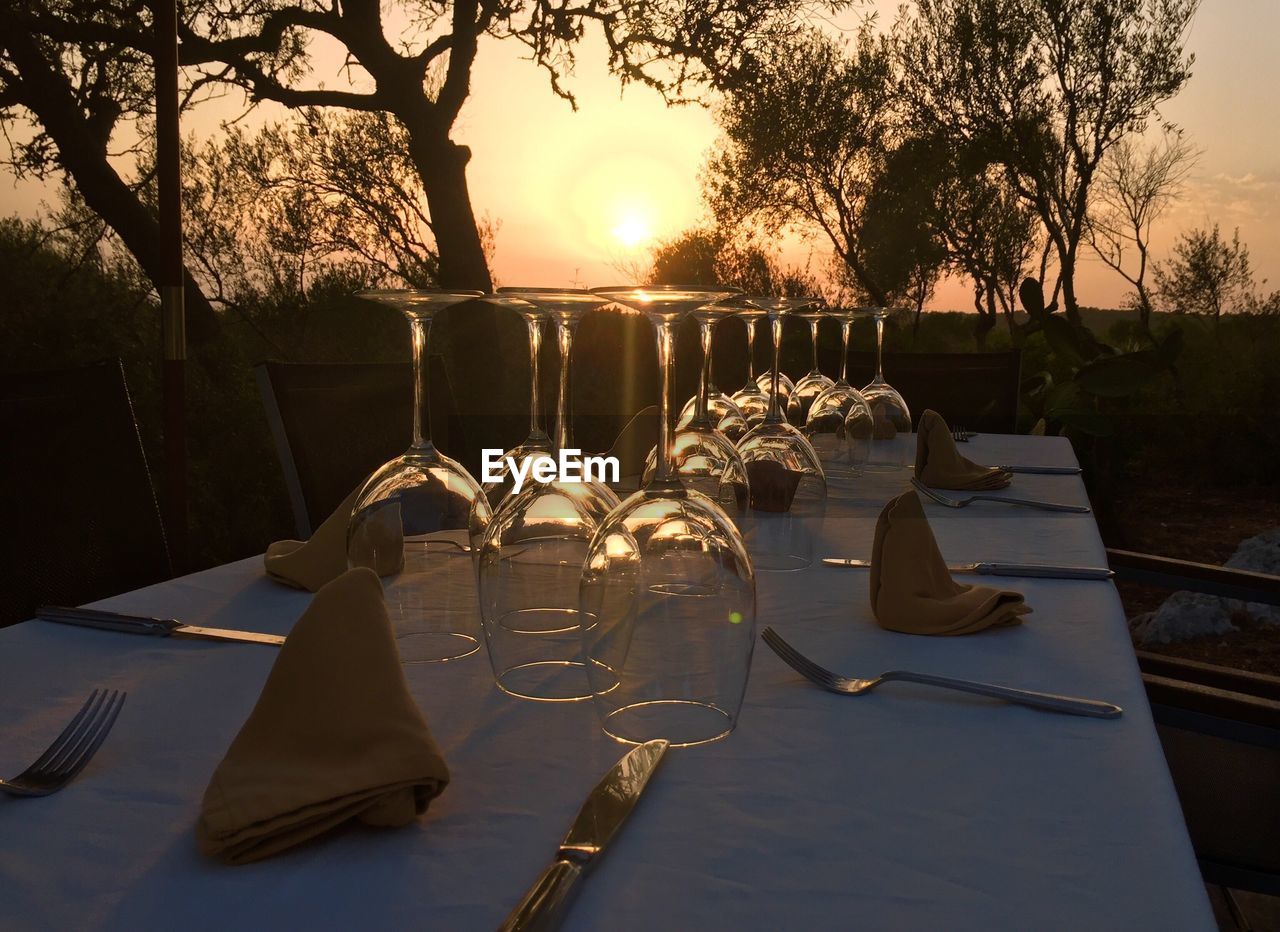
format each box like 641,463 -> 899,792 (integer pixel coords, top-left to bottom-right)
729,307 -> 772,428
860,307 -> 913,470
791,302 -> 835,421
737,296 -> 828,571
650,298 -> 750,513
582,287 -> 756,747
753,320 -> 801,424
481,296 -> 554,507
677,312 -> 749,443
477,289 -> 620,701
348,289 -> 492,663
804,306 -> 874,478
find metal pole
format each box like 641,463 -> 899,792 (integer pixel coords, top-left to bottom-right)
155,0 -> 187,569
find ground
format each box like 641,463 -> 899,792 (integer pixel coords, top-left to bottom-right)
1099,478 -> 1280,676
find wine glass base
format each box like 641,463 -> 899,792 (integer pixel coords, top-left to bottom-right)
601,700 -> 735,748
495,660 -> 593,702
396,632 -> 481,664
497,607 -> 582,635
750,552 -> 812,572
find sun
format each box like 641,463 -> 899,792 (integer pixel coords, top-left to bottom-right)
612,210 -> 653,249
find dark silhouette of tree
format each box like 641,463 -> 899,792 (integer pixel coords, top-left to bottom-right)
1087,130 -> 1197,336
896,0 -> 1198,324
1155,223 -> 1254,322
0,2 -> 222,341
706,24 -> 899,304
648,227 -> 809,295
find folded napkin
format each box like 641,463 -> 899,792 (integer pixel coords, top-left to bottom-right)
197,567 -> 449,864
265,484 -> 402,591
914,409 -> 1011,491
746,460 -> 803,512
869,490 -> 1032,635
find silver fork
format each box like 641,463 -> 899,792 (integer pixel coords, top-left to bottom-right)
761,628 -> 1121,718
0,690 -> 127,797
951,426 -> 973,442
911,477 -> 1090,513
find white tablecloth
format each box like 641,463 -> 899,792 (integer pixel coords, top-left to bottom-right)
0,435 -> 1214,930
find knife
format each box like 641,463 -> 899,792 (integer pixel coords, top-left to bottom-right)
499,739 -> 669,932
37,605 -> 285,646
997,464 -> 1083,475
821,559 -> 1113,580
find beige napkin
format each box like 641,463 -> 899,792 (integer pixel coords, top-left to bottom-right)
265,485 -> 402,591
869,490 -> 1032,635
914,409 -> 1011,491
197,567 -> 449,864
746,460 -> 803,512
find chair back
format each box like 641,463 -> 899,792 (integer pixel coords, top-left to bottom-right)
843,350 -> 1022,433
254,358 -> 463,537
0,359 -> 171,627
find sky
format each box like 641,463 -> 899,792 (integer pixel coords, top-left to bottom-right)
2,0 -> 1277,309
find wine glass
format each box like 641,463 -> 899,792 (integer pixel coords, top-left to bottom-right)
729,307 -> 772,428
477,288 -> 620,701
348,289 -> 492,664
753,334 -> 801,424
737,296 -> 828,572
648,299 -> 750,513
481,296 -> 554,507
804,306 -> 874,478
582,287 -> 756,748
791,302 -> 835,421
676,308 -> 749,442
860,307 -> 913,470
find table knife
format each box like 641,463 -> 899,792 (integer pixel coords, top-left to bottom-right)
37,605 -> 285,646
821,559 -> 1113,580
997,464 -> 1083,475
499,739 -> 669,932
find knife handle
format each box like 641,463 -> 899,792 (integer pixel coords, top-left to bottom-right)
881,671 -> 1123,718
970,495 -> 1090,513
37,605 -> 177,636
977,564 -> 1114,580
499,858 -> 583,932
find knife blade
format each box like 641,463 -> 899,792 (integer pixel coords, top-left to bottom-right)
499,739 -> 669,932
996,464 -> 1083,475
37,605 -> 285,646
821,559 -> 1113,579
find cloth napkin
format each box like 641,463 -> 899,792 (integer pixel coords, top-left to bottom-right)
914,409 -> 1011,491
869,490 -> 1032,635
265,484 -> 402,591
197,567 -> 450,865
746,460 -> 803,512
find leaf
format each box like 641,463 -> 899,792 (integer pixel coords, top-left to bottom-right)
1052,407 -> 1114,437
1074,352 -> 1162,397
1039,315 -> 1107,366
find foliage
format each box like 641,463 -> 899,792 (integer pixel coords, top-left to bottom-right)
648,227 -> 820,296
1154,223 -> 1256,320
896,0 -> 1200,321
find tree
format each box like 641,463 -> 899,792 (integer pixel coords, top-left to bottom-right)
1087,130 -> 1197,335
896,0 -> 1199,323
706,24 -> 900,304
1155,224 -> 1254,321
648,227 -> 811,295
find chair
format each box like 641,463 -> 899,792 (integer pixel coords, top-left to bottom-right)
255,358 -> 464,538
843,350 -> 1022,433
0,359 -> 171,627
1108,548 -> 1280,898
571,311 -> 660,456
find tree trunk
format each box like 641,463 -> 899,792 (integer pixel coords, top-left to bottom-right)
971,281 -> 996,349
3,28 -> 219,344
1058,237 -> 1082,325
405,130 -> 493,291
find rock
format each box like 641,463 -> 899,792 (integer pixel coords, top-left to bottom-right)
1224,529 -> 1280,625
1130,591 -> 1236,645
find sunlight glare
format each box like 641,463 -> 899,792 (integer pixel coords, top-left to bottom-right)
612,210 -> 653,249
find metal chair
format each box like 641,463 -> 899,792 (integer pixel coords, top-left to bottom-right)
1108,548 -> 1280,899
0,359 -> 171,627
843,350 -> 1022,433
254,358 -> 465,538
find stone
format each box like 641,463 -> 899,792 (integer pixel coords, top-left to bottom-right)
1129,590 -> 1236,645
1224,528 -> 1280,625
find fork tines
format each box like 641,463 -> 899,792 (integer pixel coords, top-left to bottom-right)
761,627 -> 842,690
1,689 -> 127,797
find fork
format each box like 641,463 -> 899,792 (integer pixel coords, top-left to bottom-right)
0,690 -> 127,797
951,426 -> 974,443
911,477 -> 1090,513
761,628 -> 1121,718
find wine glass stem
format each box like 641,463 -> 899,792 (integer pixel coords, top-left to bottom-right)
409,315 -> 433,450
697,318 -> 713,422
527,316 -> 545,440
875,312 -> 885,382
840,320 -> 851,384
767,315 -> 783,422
810,319 -> 820,374
555,318 -> 575,451
745,318 -> 757,383
655,319 -> 677,483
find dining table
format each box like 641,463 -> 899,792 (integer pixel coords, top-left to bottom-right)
0,433 -> 1215,930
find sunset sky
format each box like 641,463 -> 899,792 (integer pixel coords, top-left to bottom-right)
3,0 -> 1277,309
